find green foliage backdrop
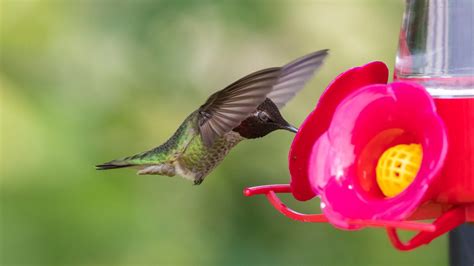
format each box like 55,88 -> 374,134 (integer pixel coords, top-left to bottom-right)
1,1 -> 447,265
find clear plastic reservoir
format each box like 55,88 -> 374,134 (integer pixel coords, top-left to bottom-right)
395,0 -> 474,97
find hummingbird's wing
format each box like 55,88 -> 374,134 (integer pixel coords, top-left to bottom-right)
267,49 -> 329,109
198,68 -> 281,147
198,49 -> 329,146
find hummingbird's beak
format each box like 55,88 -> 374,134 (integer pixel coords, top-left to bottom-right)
283,124 -> 298,133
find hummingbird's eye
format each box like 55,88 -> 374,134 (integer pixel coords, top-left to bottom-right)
257,111 -> 270,122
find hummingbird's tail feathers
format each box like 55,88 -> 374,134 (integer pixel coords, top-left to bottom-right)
96,147 -> 175,171
96,160 -> 135,170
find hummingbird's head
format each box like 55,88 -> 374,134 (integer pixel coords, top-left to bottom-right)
233,98 -> 298,139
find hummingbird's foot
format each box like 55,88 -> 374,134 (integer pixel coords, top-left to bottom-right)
193,176 -> 204,185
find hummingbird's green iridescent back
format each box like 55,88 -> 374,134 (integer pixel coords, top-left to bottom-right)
125,113 -> 198,166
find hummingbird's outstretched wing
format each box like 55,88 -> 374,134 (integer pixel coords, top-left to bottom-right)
198,49 -> 329,147
198,68 -> 281,147
267,49 -> 329,109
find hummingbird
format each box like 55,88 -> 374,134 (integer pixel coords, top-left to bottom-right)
96,49 -> 329,185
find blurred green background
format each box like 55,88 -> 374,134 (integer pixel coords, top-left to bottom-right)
1,1 -> 448,265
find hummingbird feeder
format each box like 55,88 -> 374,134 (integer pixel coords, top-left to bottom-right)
244,0 -> 474,251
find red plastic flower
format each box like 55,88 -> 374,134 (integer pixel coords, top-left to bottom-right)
289,62 -> 447,229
